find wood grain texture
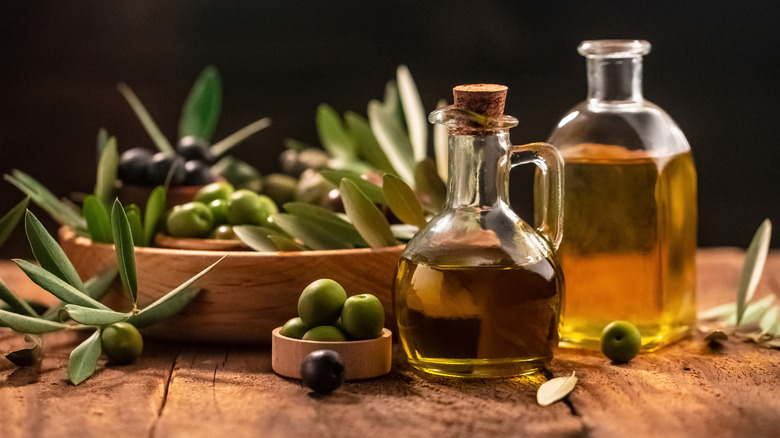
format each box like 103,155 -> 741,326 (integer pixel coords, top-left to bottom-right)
0,248 -> 778,438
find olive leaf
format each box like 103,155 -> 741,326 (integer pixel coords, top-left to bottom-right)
0,278 -> 40,318
96,128 -> 109,157
382,79 -> 405,129
210,117 -> 272,158
759,304 -> 779,336
283,138 -> 311,152
125,205 -> 147,247
414,159 -> 447,213
0,196 -> 29,248
396,65 -> 427,163
13,259 -> 110,311
42,266 -> 118,321
5,334 -> 43,367
344,111 -> 396,175
272,214 -> 353,250
58,305 -> 129,326
25,210 -> 86,293
117,82 -> 174,154
537,371 -> 578,407
382,174 -> 427,228
111,200 -> 137,305
282,202 -> 366,246
319,169 -> 385,205
340,179 -> 397,249
433,98 -> 449,181
94,136 -> 118,206
83,195 -> 113,243
268,235 -> 307,251
4,170 -> 86,231
736,219 -> 772,327
367,100 -> 416,184
233,225 -> 280,252
391,223 -> 418,241
179,65 -> 222,141
144,186 -> 166,246
725,294 -> 776,326
0,309 -> 69,334
126,255 -> 226,328
317,104 -> 357,160
68,329 -> 102,385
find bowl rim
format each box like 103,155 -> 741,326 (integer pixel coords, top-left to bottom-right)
271,326 -> 392,345
59,226 -> 406,258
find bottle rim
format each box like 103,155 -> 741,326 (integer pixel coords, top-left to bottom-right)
578,40 -> 651,58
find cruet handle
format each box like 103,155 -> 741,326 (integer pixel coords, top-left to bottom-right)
510,142 -> 564,250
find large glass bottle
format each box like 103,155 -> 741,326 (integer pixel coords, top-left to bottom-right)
394,84 -> 565,378
545,40 -> 697,350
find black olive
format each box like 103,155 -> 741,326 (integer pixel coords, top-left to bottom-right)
177,136 -> 213,163
300,349 -> 345,395
183,160 -> 214,186
118,147 -> 153,184
147,152 -> 186,186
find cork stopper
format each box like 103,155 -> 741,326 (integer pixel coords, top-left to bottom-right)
453,84 -> 508,118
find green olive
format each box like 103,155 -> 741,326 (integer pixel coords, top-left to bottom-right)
166,202 -> 214,237
101,322 -> 143,364
226,190 -> 278,226
298,279 -> 347,328
195,181 -> 235,204
302,326 -> 347,342
600,320 -> 642,363
207,199 -> 229,226
340,294 -> 385,340
211,224 -> 238,240
280,317 -> 309,339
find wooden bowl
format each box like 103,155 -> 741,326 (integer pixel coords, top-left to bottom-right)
271,327 -> 392,380
58,227 -> 404,345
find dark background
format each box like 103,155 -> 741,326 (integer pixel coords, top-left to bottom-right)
1,0 -> 779,258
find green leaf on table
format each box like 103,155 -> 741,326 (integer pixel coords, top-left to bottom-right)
382,79 -> 405,129
414,159 -> 447,213
117,82 -> 174,154
233,225 -> 280,252
537,371 -> 578,407
5,334 -> 43,367
759,304 -> 779,336
724,294 -> 775,326
144,186 -> 166,246
13,259 -> 110,310
58,305 -> 129,326
0,196 -> 29,248
111,200 -> 137,305
268,235 -> 307,251
42,266 -> 118,321
383,174 -> 427,228
83,195 -> 113,243
320,169 -> 385,205
283,202 -> 366,246
127,255 -> 225,328
367,100 -> 415,184
179,65 -> 222,141
0,278 -> 40,317
344,111 -> 396,175
272,214 -> 353,250
0,309 -> 68,333
397,65 -> 427,163
340,179 -> 397,249
25,210 -> 86,293
96,128 -> 109,157
68,329 -> 102,385
736,219 -> 772,327
125,205 -> 147,247
94,136 -> 118,206
433,99 -> 449,181
210,117 -> 272,158
4,170 -> 86,231
317,104 -> 356,160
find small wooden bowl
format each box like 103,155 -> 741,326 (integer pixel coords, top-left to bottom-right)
271,327 -> 392,381
58,227 -> 404,344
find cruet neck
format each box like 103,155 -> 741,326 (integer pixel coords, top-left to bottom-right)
443,131 -> 512,210
579,40 -> 651,105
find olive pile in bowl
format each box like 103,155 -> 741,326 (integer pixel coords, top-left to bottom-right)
164,181 -> 278,239
281,279 -> 385,341
119,136 -> 218,187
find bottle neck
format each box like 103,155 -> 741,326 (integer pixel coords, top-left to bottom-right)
586,56 -> 644,104
446,131 -> 510,209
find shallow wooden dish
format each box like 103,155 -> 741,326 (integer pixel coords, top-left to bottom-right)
271,327 -> 392,381
58,227 -> 403,345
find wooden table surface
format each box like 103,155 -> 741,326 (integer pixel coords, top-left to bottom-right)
1,248 -> 779,438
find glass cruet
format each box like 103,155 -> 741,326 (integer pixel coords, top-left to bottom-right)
393,84 -> 565,378
544,40 -> 697,351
